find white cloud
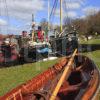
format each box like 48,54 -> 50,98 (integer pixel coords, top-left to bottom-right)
65,0 -> 86,5
0,19 -> 7,25
74,0 -> 86,5
55,0 -> 85,19
66,11 -> 77,18
0,0 -> 45,34
0,0 -> 83,34
66,2 -> 81,9
0,0 -> 45,21
55,9 -> 77,18
79,15 -> 86,19
83,6 -> 100,16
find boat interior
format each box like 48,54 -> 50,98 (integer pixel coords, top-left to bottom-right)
22,55 -> 99,100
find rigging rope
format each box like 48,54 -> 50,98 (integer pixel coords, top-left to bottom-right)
49,0 -> 58,23
49,0 -> 57,19
63,0 -> 72,25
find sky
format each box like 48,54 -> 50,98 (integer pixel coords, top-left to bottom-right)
0,0 -> 100,34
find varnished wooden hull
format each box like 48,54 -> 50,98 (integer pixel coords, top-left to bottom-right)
0,55 -> 100,100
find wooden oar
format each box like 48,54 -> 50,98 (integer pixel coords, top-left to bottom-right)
50,49 -> 77,100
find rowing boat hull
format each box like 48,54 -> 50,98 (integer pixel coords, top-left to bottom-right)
0,55 -> 100,100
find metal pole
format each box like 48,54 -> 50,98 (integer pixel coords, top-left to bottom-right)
48,0 -> 50,30
47,0 -> 50,58
32,14 -> 35,42
50,49 -> 77,100
60,0 -> 63,32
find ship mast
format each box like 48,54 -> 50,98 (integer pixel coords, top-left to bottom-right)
60,0 -> 63,32
48,0 -> 50,31
31,14 -> 35,42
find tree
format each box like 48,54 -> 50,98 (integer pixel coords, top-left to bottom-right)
72,11 -> 100,35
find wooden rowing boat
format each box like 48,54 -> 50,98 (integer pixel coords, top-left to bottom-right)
0,53 -> 100,100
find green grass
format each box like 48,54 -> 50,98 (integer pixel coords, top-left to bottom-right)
0,38 -> 100,97
80,39 -> 100,44
82,50 -> 100,68
79,38 -> 100,68
0,59 -> 58,96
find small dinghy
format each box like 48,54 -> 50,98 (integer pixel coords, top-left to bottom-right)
0,49 -> 100,100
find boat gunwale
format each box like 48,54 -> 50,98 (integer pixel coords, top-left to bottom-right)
0,55 -> 100,100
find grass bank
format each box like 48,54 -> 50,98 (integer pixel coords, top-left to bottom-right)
0,59 -> 58,96
0,38 -> 100,97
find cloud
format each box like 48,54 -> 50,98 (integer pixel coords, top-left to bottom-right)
62,0 -> 85,10
65,2 -> 81,9
0,19 -> 7,25
65,0 -> 86,5
66,11 -> 77,18
0,0 -> 83,33
55,9 -> 77,18
0,0 -> 45,34
83,6 -> 100,16
55,0 -> 85,19
79,15 -> 86,19
0,0 -> 45,21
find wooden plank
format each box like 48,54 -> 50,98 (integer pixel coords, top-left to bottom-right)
50,49 -> 77,100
